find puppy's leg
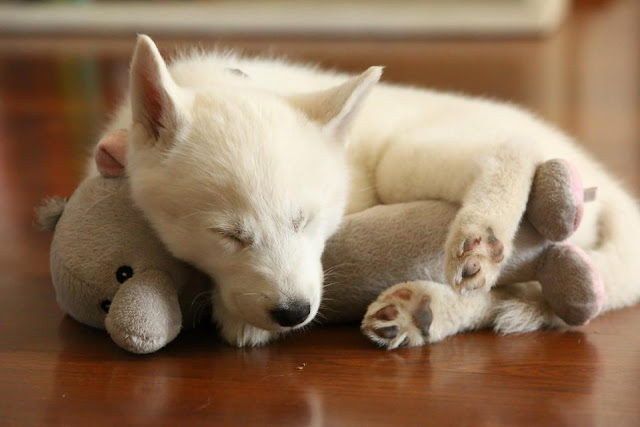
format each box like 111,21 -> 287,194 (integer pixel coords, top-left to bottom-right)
374,132 -> 541,294
443,143 -> 540,293
491,283 -> 565,334
361,281 -> 496,349
211,291 -> 276,347
361,280 -> 568,349
577,191 -> 640,314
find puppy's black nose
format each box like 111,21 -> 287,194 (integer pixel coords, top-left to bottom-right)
270,303 -> 311,327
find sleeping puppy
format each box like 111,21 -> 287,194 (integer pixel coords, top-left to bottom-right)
92,35 -> 640,347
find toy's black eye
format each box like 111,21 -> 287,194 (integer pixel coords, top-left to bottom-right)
116,266 -> 134,284
100,300 -> 111,313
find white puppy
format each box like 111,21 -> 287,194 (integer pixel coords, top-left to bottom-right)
95,35 -> 640,347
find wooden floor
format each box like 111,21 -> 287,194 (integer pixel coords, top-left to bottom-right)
1,0 -> 640,425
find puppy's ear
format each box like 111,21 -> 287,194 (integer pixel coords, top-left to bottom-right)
289,66 -> 383,143
36,197 -> 67,231
129,35 -> 187,145
96,129 -> 128,177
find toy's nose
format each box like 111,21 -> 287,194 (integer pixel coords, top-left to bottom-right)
270,302 -> 311,327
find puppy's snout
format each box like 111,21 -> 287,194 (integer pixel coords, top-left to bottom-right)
270,302 -> 311,327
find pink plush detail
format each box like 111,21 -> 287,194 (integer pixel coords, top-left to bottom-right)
96,129 -> 128,177
559,159 -> 585,231
566,243 -> 605,320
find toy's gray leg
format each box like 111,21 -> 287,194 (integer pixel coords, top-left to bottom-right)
500,159 -> 604,326
535,243 -> 604,325
497,219 -> 603,327
526,159 -> 589,242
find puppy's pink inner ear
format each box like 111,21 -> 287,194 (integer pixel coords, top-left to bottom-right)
141,69 -> 165,138
96,129 -> 128,177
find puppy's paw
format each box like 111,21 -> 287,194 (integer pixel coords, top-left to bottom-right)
212,305 -> 276,347
211,290 -> 277,347
445,224 -> 504,294
361,282 -> 435,350
217,317 -> 276,347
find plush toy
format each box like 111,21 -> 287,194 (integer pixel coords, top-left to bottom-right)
38,176 -> 211,354
38,131 -> 602,353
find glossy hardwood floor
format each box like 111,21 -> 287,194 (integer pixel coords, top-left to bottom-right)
1,1 -> 640,425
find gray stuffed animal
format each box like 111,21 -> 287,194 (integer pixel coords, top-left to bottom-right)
38,176 -> 211,354
38,132 -> 602,352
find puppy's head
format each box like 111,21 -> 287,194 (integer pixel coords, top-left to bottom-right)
126,35 -> 381,332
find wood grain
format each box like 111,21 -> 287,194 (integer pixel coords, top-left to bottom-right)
1,0 -> 639,425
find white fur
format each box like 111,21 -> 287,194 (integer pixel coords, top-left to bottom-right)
95,36 -> 640,347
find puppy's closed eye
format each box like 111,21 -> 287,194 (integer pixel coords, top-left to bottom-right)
210,227 -> 253,246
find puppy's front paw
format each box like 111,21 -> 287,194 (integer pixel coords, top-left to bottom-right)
211,290 -> 276,347
445,224 -> 504,294
361,282 -> 434,350
217,316 -> 276,347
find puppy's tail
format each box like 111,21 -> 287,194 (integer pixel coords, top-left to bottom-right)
580,185 -> 640,312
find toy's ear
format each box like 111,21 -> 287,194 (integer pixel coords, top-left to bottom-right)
288,66 -> 383,143
96,129 -> 128,177
36,196 -> 67,231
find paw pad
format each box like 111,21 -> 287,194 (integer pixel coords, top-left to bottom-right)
460,236 -> 481,256
374,326 -> 399,339
374,305 -> 399,321
412,300 -> 433,337
391,288 -> 413,300
448,226 -> 504,293
462,257 -> 481,278
362,283 -> 434,349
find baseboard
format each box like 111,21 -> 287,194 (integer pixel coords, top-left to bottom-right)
0,0 -> 570,38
